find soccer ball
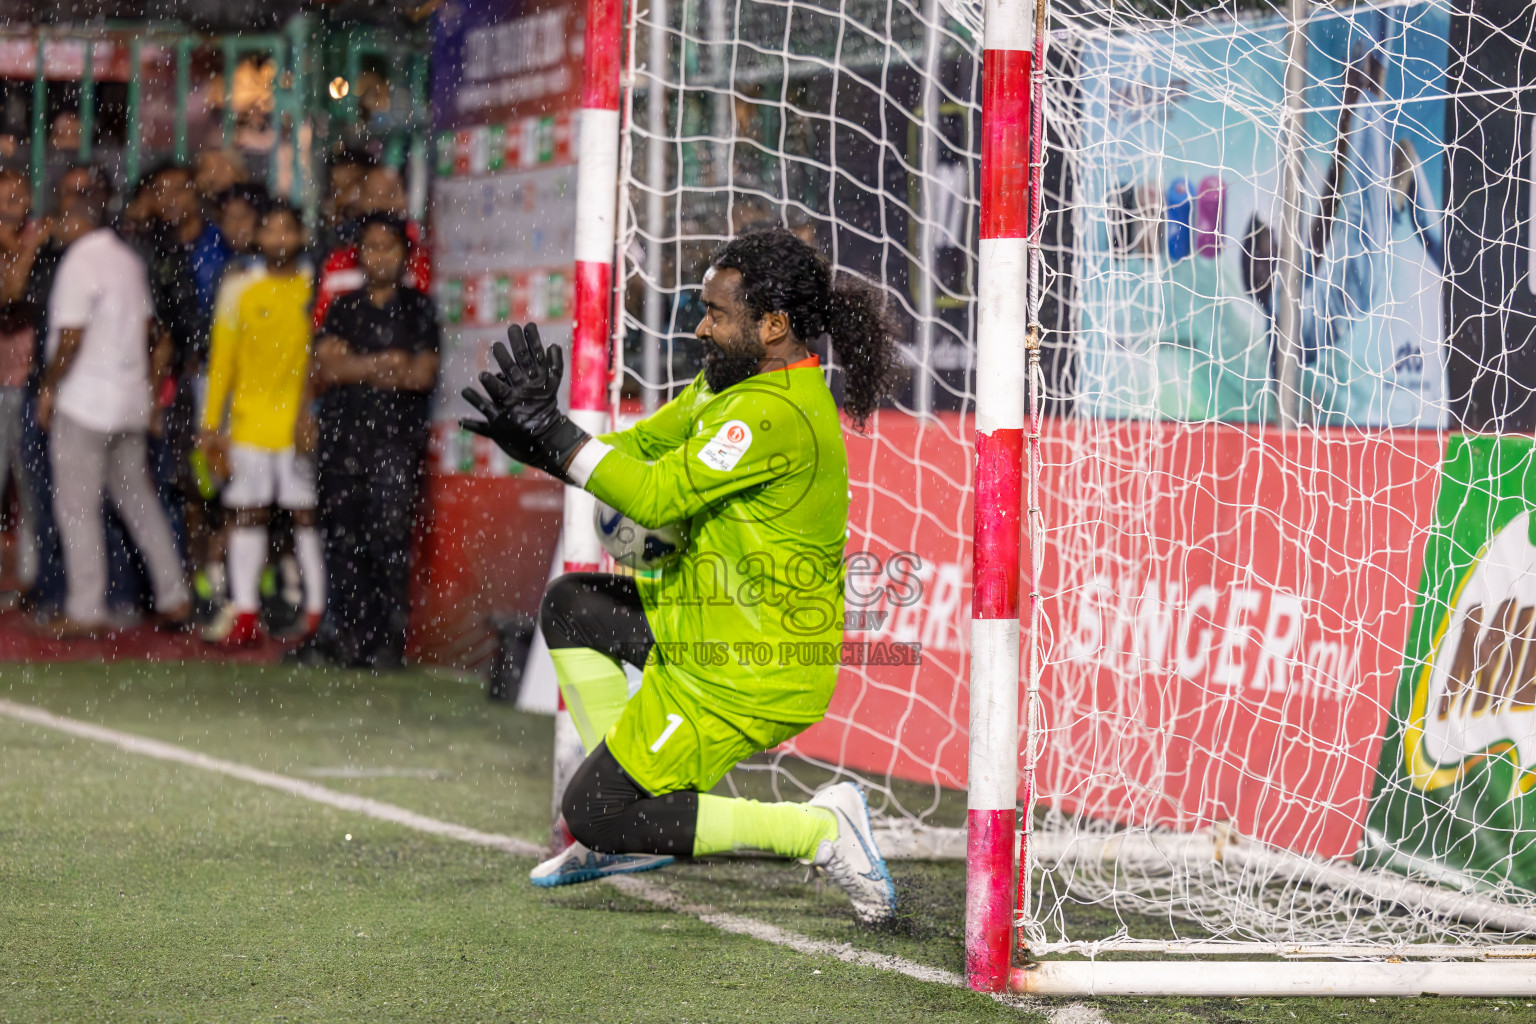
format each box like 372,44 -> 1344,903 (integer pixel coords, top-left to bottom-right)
592,500 -> 689,571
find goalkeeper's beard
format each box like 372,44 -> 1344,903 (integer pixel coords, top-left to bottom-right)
703,339 -> 764,393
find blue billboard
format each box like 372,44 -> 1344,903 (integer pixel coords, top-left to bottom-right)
1073,3 -> 1450,429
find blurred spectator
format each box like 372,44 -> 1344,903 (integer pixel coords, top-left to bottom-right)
358,163 -> 410,220
201,185 -> 273,369
313,165 -> 431,327
0,167 -> 42,595
199,201 -> 322,646
216,183 -> 266,274
21,166 -> 102,617
147,162 -> 226,326
188,183 -> 272,614
121,174 -> 155,232
357,62 -> 393,124
55,162 -> 107,219
48,111 -> 81,153
37,173 -> 189,636
122,175 -> 201,365
318,148 -> 374,253
0,166 -> 44,304
193,150 -> 247,208
306,214 -> 439,669
44,111 -> 85,214
88,171 -> 183,620
123,173 -> 202,555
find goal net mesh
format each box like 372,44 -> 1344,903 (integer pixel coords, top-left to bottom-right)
614,0 -> 984,830
614,0 -> 1536,955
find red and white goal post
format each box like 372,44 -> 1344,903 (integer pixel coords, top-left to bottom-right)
549,0 -> 624,848
564,0 -> 1536,996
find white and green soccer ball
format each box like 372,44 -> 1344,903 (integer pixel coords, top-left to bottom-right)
592,500 -> 689,571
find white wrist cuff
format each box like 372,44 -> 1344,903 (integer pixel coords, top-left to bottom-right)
566,439 -> 614,488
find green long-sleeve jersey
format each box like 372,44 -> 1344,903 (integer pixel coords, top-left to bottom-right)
575,358 -> 848,724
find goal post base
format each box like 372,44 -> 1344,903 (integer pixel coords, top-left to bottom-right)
1010,960 -> 1536,998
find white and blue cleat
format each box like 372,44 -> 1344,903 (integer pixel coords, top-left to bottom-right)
528,840 -> 674,888
807,782 -> 897,926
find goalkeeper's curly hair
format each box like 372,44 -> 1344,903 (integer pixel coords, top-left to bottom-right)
708,226 -> 901,432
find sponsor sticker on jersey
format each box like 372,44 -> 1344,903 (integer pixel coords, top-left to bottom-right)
697,419 -> 753,472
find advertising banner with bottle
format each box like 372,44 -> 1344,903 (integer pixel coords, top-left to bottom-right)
1363,435 -> 1536,890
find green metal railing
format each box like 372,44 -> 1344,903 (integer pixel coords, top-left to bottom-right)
17,18 -> 430,225
337,27 -> 431,174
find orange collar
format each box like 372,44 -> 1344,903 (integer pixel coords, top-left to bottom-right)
783,354 -> 820,370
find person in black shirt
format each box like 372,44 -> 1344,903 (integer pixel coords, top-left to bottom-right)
122,172 -> 202,565
308,213 -> 439,669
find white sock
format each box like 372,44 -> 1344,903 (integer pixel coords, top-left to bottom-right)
294,525 -> 326,615
228,527 -> 267,613
206,561 -> 227,600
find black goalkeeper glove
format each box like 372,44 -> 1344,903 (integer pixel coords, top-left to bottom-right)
459,323 -> 590,482
459,372 -> 552,478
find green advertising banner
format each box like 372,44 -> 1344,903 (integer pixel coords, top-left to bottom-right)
1364,434 -> 1536,890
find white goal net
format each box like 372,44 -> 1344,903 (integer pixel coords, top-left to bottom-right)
614,0 -> 1536,959
615,0 -> 985,831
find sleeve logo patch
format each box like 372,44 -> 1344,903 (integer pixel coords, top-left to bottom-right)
697,419 -> 753,471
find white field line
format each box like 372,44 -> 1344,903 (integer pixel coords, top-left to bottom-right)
1036,1005 -> 1114,1024
0,699 -> 541,857
605,873 -> 965,986
0,698 -> 1105,1021
302,767 -> 454,779
609,875 -> 1108,1021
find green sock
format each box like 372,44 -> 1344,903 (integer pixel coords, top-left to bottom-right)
692,794 -> 838,860
550,648 -> 631,752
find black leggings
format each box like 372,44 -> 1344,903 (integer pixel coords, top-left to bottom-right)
539,572 -> 654,665
541,573 -> 697,856
561,741 -> 698,856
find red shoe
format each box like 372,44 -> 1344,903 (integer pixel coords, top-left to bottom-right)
203,606 -> 261,646
278,610 -> 323,641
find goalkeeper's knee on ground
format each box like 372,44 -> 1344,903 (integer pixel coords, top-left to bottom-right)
560,744 -> 837,863
562,742 -> 699,856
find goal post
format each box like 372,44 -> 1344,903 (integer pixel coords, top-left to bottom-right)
566,0 -> 620,574
967,0 -> 1036,993
996,0 -> 1536,997
1014,960 -> 1536,998
584,0 -> 1536,996
552,0 -> 624,851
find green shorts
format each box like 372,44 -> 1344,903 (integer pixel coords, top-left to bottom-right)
605,671 -> 808,796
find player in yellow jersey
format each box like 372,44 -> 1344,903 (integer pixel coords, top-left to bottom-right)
189,184 -> 269,611
198,202 -> 325,645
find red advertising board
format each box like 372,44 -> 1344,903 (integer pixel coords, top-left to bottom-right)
789,415 -> 1445,858
0,37 -> 133,80
788,412 -> 977,793
408,472 -> 563,666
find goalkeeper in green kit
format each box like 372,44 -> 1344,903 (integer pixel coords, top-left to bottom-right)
461,228 -> 902,925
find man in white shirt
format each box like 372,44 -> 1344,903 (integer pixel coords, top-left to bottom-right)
37,171 -> 189,635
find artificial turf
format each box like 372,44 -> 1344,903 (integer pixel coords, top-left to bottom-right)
0,662 -> 1527,1022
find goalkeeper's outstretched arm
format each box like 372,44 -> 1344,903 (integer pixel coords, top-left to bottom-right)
461,226 -> 900,475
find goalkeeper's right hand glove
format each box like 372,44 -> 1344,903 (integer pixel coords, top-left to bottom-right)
460,323 -> 589,483
460,377 -> 560,480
